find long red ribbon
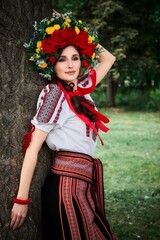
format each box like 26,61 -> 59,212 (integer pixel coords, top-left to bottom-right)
57,68 -> 110,145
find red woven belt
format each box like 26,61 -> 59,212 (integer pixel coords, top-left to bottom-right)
51,151 -> 105,215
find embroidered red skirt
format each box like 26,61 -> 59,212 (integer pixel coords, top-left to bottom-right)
41,151 -> 118,240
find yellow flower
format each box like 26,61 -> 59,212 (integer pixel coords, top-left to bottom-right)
45,26 -> 55,34
47,21 -> 51,25
63,21 -> 70,27
92,36 -> 95,41
36,48 -> 41,53
53,24 -> 60,30
78,20 -> 82,24
36,41 -> 42,48
83,27 -> 88,32
92,53 -> 96,60
88,36 -> 92,43
46,24 -> 60,34
88,35 -> 95,43
75,26 -> 80,34
40,62 -> 47,68
65,18 -> 71,23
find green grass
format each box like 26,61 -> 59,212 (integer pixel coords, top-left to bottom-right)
95,109 -> 160,240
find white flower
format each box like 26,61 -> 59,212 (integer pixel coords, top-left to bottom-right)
36,59 -> 45,66
32,54 -> 40,59
33,21 -> 38,30
23,43 -> 29,48
39,73 -> 51,80
40,18 -> 48,23
29,56 -> 35,61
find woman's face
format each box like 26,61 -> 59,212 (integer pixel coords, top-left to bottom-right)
54,45 -> 81,84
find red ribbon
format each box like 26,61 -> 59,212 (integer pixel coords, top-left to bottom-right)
57,68 -> 110,145
22,123 -> 35,151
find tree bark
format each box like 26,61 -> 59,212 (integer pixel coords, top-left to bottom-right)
0,1 -> 53,239
106,77 -> 117,107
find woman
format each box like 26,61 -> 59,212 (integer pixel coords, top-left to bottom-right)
10,10 -> 118,240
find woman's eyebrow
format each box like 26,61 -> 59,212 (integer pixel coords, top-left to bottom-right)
60,54 -> 79,58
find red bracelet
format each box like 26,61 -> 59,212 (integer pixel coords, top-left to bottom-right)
13,197 -> 31,205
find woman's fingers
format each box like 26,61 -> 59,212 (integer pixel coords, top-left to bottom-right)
52,9 -> 64,18
10,204 -> 28,230
10,213 -> 26,230
10,212 -> 20,229
17,215 -> 26,228
12,215 -> 21,230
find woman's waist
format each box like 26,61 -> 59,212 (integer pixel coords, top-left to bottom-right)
46,135 -> 96,157
51,150 -> 99,183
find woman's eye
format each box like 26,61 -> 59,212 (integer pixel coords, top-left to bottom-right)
72,56 -> 80,61
58,58 -> 66,62
58,56 -> 80,62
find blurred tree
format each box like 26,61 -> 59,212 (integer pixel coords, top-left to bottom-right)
53,0 -> 88,13
119,0 -> 160,89
0,0 -> 52,239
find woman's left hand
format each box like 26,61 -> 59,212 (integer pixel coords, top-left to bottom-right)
10,203 -> 28,230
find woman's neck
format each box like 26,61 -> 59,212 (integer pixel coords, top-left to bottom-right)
64,79 -> 77,91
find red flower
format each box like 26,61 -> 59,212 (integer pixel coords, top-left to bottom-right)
49,56 -> 56,64
63,28 -> 78,45
80,43 -> 95,58
51,28 -> 79,49
82,60 -> 90,68
51,30 -> 67,48
42,37 -> 57,54
76,31 -> 88,49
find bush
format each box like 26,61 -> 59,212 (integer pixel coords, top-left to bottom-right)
91,83 -> 107,108
147,88 -> 160,111
116,89 -> 149,110
116,88 -> 160,111
92,84 -> 160,111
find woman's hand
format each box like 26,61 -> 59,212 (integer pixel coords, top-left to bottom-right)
52,9 -> 64,18
10,203 -> 28,230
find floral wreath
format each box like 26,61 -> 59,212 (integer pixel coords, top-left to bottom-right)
24,11 -> 99,81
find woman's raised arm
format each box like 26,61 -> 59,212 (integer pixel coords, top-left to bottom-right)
95,44 -> 116,85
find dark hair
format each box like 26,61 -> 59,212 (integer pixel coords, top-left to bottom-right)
59,80 -> 97,122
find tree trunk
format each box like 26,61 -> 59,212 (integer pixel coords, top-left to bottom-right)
0,1 -> 53,239
106,77 -> 117,107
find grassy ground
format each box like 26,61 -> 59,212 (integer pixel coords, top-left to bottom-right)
95,109 -> 160,240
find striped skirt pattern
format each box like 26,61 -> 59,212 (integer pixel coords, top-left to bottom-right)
41,151 -> 118,240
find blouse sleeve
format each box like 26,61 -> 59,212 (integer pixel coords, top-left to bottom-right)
31,83 -> 65,133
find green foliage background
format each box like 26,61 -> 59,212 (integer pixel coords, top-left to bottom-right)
53,0 -> 160,111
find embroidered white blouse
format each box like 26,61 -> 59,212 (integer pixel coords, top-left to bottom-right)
31,75 -> 97,157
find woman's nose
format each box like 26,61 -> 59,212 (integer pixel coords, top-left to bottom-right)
68,60 -> 73,68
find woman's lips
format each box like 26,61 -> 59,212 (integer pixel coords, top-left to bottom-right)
65,71 -> 76,75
